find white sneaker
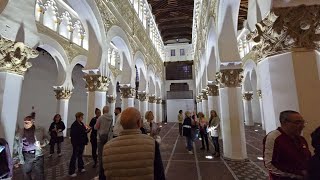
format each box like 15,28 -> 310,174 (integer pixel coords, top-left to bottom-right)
188,151 -> 193,154
58,153 -> 62,157
80,169 -> 86,173
69,173 -> 77,177
48,154 -> 53,158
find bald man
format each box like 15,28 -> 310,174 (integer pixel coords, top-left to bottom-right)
102,107 -> 165,180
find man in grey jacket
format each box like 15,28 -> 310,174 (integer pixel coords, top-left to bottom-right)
94,105 -> 113,180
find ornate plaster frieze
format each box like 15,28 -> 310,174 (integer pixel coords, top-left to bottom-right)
148,95 -> 156,103
94,0 -> 118,32
54,88 -> 72,99
95,0 -> 163,78
119,85 -> 135,99
207,84 -> 219,96
84,74 -> 110,92
138,92 -> 148,102
243,92 -> 253,101
108,65 -> 121,78
201,91 -> 208,100
36,22 -> 88,61
216,69 -> 243,88
257,90 -> 262,99
247,5 -> 320,61
156,98 -> 162,104
107,95 -> 116,103
0,36 -> 39,75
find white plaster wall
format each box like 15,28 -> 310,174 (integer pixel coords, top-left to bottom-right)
0,0 -> 39,46
68,65 -> 87,128
273,0 -> 320,7
258,53 -> 300,133
18,50 -> 58,130
164,43 -> 193,61
166,99 -> 195,122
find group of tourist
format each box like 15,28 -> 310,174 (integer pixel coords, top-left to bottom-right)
178,109 -> 220,157
1,107 -> 320,180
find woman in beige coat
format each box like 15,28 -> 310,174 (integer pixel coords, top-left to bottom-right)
208,110 -> 220,157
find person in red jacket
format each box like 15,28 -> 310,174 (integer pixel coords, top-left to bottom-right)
263,110 -> 311,180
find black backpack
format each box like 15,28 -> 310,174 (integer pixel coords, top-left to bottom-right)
0,138 -> 10,178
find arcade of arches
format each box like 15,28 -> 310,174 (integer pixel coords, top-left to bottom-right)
1,0 -> 320,179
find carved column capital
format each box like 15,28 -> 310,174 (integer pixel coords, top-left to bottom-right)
197,95 -> 203,102
201,91 -> 208,100
216,69 -> 243,87
119,85 -> 135,98
257,90 -> 262,99
107,95 -> 116,103
0,36 -> 39,75
156,98 -> 162,104
84,74 -> 110,92
207,84 -> 219,96
243,92 -> 253,101
138,92 -> 148,101
54,88 -> 72,100
148,95 -> 156,103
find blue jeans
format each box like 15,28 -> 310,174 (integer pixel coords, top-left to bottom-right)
186,136 -> 193,151
22,153 -> 44,180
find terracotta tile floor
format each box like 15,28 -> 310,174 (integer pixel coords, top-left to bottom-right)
13,123 -> 268,180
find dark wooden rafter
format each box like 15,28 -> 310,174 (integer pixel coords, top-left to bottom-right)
238,0 -> 248,30
147,0 -> 194,44
147,0 -> 248,43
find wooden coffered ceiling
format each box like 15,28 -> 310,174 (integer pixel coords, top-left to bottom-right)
238,0 -> 248,30
147,0 -> 248,44
147,0 -> 194,44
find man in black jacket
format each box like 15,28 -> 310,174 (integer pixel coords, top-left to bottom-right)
68,112 -> 90,177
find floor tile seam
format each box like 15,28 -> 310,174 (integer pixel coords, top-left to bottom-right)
169,160 -> 224,163
161,123 -> 177,140
164,134 -> 180,175
208,138 -> 238,180
193,142 -> 202,180
246,142 -> 263,153
248,159 -> 269,175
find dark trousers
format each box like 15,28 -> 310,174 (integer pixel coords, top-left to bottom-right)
91,139 -> 97,164
98,134 -> 108,180
178,123 -> 182,136
200,131 -> 209,150
186,136 -> 193,151
22,153 -> 44,180
50,142 -> 61,154
68,144 -> 85,175
211,136 -> 220,153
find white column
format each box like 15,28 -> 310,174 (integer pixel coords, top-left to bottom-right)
83,74 -> 109,155
54,88 -> 72,137
257,90 -> 265,130
201,91 -> 208,117
148,95 -> 157,119
156,98 -> 162,123
0,72 -> 24,154
218,68 -> 247,160
243,92 -> 254,126
107,95 -> 116,125
119,85 -> 135,110
134,97 -> 140,110
138,93 -> 148,121
0,37 -> 38,154
198,100 -> 203,113
207,84 -> 221,117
